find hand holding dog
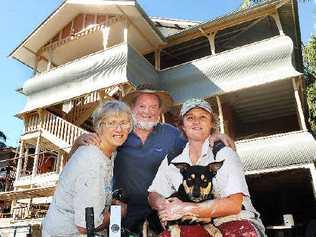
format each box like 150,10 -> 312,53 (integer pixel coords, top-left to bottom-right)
158,197 -> 194,222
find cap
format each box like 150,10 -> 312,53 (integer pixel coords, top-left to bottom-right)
180,98 -> 213,117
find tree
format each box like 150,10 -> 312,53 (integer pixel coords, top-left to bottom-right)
303,36 -> 316,134
0,131 -> 7,148
304,35 -> 316,75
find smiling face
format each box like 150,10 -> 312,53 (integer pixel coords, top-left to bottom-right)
132,93 -> 161,131
182,108 -> 214,142
97,112 -> 131,151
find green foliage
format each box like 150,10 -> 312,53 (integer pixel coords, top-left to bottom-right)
304,35 -> 316,76
303,36 -> 316,134
0,131 -> 6,148
306,82 -> 316,133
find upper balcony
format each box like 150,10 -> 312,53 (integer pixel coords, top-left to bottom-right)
160,35 -> 305,140
19,43 -> 159,115
10,0 -> 165,74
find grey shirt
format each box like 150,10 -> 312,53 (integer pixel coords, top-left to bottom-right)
42,145 -> 115,236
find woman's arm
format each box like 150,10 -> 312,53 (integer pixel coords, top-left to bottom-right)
158,193 -> 243,222
77,211 -> 110,234
148,192 -> 169,211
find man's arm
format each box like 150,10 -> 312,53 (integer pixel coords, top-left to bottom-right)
209,132 -> 236,151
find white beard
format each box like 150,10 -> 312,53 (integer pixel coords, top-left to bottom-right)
135,120 -> 158,131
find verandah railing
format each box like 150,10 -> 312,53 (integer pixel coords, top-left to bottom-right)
24,110 -> 87,147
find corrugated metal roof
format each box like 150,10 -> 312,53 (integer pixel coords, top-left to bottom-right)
151,17 -> 200,38
236,131 -> 316,171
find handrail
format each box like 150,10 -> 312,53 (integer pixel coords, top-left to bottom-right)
42,111 -> 87,146
24,110 -> 87,146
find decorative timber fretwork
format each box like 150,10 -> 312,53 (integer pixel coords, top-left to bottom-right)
38,14 -> 126,54
65,85 -> 123,126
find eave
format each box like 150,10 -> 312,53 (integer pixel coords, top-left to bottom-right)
165,0 -> 288,46
9,0 -> 165,70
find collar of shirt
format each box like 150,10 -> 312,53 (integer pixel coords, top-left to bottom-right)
172,137 -> 214,165
123,123 -> 162,147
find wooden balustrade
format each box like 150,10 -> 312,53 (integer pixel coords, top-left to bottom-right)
42,111 -> 87,146
24,110 -> 87,146
24,113 -> 41,133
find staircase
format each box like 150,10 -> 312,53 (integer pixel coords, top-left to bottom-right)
24,110 -> 87,153
65,85 -> 122,126
66,91 -> 100,126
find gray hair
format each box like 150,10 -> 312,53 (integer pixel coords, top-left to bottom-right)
92,100 -> 133,132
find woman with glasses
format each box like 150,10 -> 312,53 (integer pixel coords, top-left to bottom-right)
42,100 -> 133,236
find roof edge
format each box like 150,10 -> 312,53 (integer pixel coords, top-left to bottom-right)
8,1 -> 67,58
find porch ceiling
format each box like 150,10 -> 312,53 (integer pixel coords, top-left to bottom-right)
221,79 -> 297,123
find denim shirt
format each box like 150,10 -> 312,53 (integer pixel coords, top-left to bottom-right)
113,123 -> 186,227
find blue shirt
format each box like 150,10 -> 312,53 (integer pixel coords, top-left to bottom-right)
113,123 -> 186,229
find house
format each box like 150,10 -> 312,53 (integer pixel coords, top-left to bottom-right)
1,0 -> 315,236
0,147 -> 17,218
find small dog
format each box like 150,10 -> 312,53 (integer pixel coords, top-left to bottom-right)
167,161 -> 224,237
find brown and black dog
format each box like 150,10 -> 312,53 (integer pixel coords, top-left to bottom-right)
167,161 -> 224,237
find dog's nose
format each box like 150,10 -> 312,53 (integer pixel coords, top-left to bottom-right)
192,187 -> 200,198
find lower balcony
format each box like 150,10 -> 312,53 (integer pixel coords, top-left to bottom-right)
14,172 -> 59,188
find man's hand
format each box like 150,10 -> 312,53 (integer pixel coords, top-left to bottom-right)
77,133 -> 101,146
209,133 -> 236,151
69,133 -> 101,157
112,199 -> 127,218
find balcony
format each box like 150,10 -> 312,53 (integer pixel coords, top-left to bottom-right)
20,43 -> 159,114
159,35 -> 302,104
14,172 -> 59,188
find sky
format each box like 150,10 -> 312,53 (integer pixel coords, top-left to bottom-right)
0,0 -> 315,147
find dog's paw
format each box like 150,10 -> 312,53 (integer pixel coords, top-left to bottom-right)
169,225 -> 181,237
204,224 -> 223,237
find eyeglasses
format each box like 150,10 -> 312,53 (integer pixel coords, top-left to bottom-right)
101,120 -> 131,129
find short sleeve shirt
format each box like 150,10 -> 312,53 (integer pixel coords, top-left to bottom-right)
42,145 -> 115,236
148,139 -> 263,228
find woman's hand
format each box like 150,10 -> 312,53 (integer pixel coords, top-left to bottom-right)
158,197 -> 192,222
209,133 -> 236,151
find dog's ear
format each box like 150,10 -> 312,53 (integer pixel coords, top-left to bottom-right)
207,160 -> 224,176
172,162 -> 190,175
